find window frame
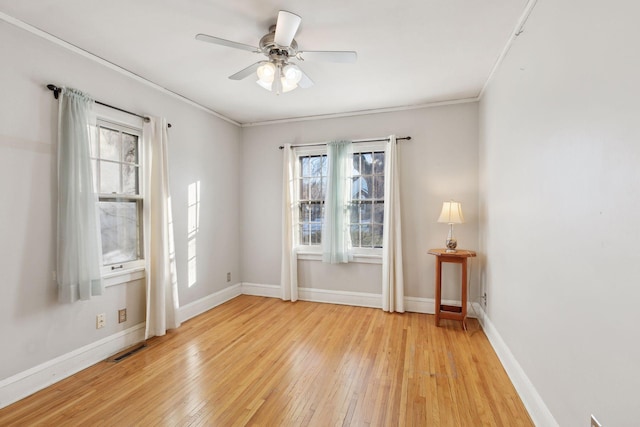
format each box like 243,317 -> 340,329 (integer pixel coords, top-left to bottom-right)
90,112 -> 146,284
293,141 -> 386,263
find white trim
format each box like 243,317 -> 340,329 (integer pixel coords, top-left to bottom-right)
403,296 -> 480,317
177,283 -> 242,323
241,282 -> 281,298
298,287 -> 382,308
477,0 -> 540,99
241,97 -> 479,127
103,267 -> 145,287
296,252 -> 382,264
0,323 -> 145,409
0,12 -> 240,127
475,305 -> 558,427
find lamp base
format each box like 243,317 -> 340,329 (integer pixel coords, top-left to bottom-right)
445,235 -> 458,252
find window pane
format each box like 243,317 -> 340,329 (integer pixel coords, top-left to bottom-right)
299,203 -> 309,223
350,202 -> 359,223
310,203 -> 323,222
374,202 -> 384,224
374,175 -> 385,199
122,164 -> 138,195
372,225 -> 384,248
361,153 -> 373,174
301,156 -> 310,177
300,224 -> 310,245
99,201 -> 139,265
374,152 -> 385,174
100,161 -> 120,194
310,222 -> 322,245
100,127 -> 120,161
350,225 -> 361,247
320,177 -> 326,200
359,202 -> 372,223
361,224 -> 372,247
309,177 -> 323,200
301,178 -> 311,200
309,156 -> 323,177
122,133 -> 138,164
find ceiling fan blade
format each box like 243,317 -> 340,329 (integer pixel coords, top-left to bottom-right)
299,50 -> 358,63
297,67 -> 314,89
274,11 -> 301,47
229,62 -> 262,80
195,33 -> 258,53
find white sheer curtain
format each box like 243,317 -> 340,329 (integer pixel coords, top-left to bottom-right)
382,135 -> 404,312
281,143 -> 298,301
57,87 -> 103,303
143,117 -> 180,338
322,140 -> 353,263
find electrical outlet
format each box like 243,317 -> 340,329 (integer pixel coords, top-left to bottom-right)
96,313 -> 106,329
482,292 -> 487,305
590,414 -> 602,427
227,272 -> 231,282
118,309 -> 127,324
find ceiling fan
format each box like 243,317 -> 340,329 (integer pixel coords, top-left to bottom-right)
195,10 -> 357,94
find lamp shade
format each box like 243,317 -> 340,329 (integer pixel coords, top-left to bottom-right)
437,201 -> 464,224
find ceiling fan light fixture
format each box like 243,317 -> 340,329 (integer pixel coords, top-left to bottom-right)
281,78 -> 298,93
256,76 -> 298,94
257,62 -> 276,83
282,64 -> 303,85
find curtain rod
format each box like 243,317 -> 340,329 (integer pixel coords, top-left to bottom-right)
278,136 -> 411,150
47,84 -> 172,128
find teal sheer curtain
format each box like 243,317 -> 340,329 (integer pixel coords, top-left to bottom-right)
322,140 -> 353,263
56,87 -> 103,302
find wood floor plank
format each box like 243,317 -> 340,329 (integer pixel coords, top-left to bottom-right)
0,296 -> 532,426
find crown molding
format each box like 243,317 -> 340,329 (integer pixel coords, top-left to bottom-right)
0,12 -> 241,127
241,97 -> 479,128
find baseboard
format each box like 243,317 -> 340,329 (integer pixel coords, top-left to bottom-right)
298,287 -> 382,308
241,282 -> 281,298
475,305 -> 558,427
240,283 -> 479,316
0,323 -> 145,409
404,296 -> 479,317
178,283 -> 242,323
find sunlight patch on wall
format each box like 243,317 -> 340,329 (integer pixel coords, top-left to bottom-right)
187,181 -> 201,288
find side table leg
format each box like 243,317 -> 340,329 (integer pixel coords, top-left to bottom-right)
435,259 -> 442,327
461,258 -> 468,330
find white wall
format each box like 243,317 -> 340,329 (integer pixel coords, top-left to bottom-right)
240,103 -> 479,302
479,0 -> 640,425
0,20 -> 241,382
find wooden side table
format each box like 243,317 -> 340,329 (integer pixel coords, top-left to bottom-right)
428,249 -> 477,329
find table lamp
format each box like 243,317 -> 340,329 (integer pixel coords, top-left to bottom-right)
437,200 -> 464,252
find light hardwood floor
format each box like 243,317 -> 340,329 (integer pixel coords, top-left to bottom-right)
0,296 -> 533,426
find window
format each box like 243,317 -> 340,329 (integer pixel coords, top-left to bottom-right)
350,150 -> 385,249
90,119 -> 144,271
298,153 -> 327,245
294,142 -> 386,251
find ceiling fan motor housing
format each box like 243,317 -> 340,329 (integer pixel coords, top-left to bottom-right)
259,29 -> 298,63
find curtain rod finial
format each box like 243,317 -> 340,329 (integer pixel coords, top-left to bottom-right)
47,84 -> 60,99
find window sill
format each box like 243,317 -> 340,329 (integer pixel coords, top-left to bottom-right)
103,266 -> 145,287
296,249 -> 382,265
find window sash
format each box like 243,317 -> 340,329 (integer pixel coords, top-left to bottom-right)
93,119 -> 144,269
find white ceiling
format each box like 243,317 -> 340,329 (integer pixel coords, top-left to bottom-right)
0,0 -> 528,125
